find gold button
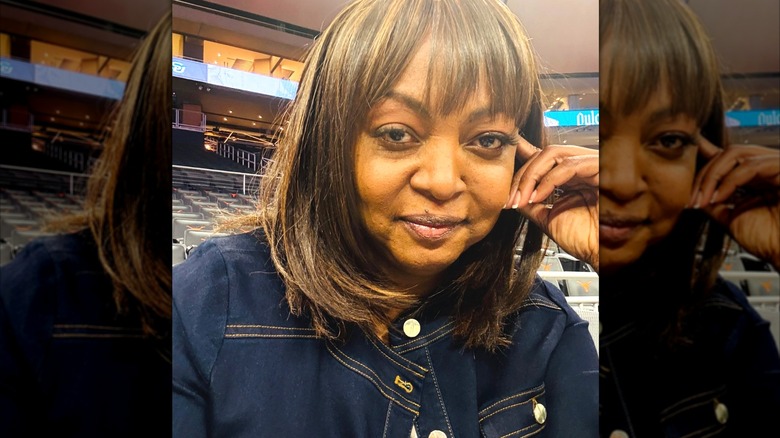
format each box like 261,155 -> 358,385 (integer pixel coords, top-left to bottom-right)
532,398 -> 547,424
714,401 -> 728,424
609,430 -> 629,438
403,319 -> 421,338
428,431 -> 447,438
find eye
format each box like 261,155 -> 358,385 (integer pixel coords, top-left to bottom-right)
470,132 -> 517,150
374,125 -> 417,148
647,131 -> 695,158
464,132 -> 517,159
476,134 -> 505,149
656,133 -> 694,149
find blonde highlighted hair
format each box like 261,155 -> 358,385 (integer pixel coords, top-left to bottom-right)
236,0 -> 547,350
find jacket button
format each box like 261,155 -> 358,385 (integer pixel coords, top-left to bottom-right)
403,319 -> 421,338
532,398 -> 547,424
609,430 -> 629,438
428,430 -> 447,438
714,400 -> 728,424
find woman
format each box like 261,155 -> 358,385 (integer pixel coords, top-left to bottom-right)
173,0 -> 599,436
599,0 -> 780,436
0,12 -> 172,437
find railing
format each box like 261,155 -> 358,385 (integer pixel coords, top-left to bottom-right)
172,164 -> 259,195
0,164 -> 89,195
216,142 -> 258,171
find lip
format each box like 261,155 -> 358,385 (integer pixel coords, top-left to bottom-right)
400,215 -> 464,242
600,213 -> 648,248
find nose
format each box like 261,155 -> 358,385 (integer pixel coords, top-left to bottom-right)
409,137 -> 467,202
600,137 -> 647,203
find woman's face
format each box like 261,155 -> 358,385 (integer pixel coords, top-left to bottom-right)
599,90 -> 699,272
354,40 -> 517,292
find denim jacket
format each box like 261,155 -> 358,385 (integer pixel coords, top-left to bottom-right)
0,231 -> 171,437
173,231 -> 598,438
599,278 -> 780,437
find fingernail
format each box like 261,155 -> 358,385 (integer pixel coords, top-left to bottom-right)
693,191 -> 702,209
511,203 -> 519,209
710,190 -> 719,204
507,187 -> 518,206
528,190 -> 537,204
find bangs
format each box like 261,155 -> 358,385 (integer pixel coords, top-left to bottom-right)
423,0 -> 538,125
600,0 -> 721,126
335,0 -> 539,130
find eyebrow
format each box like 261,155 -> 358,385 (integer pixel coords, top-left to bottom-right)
383,91 -> 503,124
384,92 -> 431,121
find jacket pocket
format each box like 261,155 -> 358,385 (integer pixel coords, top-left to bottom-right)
660,386 -> 728,437
478,384 -> 547,438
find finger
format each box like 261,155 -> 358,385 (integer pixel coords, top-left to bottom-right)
689,137 -> 724,206
696,135 -> 722,160
510,146 -> 599,207
506,148 -> 542,208
709,158 -> 780,204
507,149 -> 544,208
510,146 -> 564,207
692,149 -> 744,208
526,155 -> 599,205
516,136 -> 541,160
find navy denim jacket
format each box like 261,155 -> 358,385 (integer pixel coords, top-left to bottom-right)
0,231 -> 171,437
173,232 -> 598,437
600,279 -> 780,437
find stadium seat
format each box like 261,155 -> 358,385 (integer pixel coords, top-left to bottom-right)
172,243 -> 186,266
172,219 -> 213,242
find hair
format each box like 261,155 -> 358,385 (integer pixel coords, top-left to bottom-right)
49,11 -> 172,337
230,0 -> 547,350
600,0 -> 730,344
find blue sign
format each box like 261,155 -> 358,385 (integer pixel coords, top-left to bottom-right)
172,57 -> 208,82
725,110 -> 780,127
35,64 -> 124,99
544,110 -> 599,127
206,64 -> 298,100
0,57 -> 34,82
0,57 -> 125,99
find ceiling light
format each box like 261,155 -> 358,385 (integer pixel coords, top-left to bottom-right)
85,115 -> 90,120
258,115 -> 262,119
55,109 -> 60,114
228,110 -> 232,114
252,122 -> 256,126
223,117 -> 228,121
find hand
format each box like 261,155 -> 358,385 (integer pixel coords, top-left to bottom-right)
690,138 -> 780,270
505,138 -> 600,271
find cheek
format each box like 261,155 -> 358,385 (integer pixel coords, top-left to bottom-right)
354,145 -> 406,223
467,154 -> 516,215
647,152 -> 697,219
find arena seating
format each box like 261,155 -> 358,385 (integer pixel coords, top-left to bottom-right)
0,167 -> 86,266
